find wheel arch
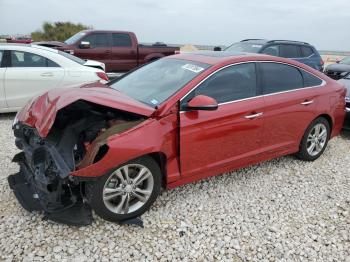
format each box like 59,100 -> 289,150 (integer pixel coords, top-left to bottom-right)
316,114 -> 333,133
298,113 -> 333,148
97,151 -> 169,188
146,152 -> 168,188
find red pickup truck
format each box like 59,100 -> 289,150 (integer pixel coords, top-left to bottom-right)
35,30 -> 179,72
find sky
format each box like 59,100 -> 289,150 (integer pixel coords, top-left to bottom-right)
0,0 -> 349,51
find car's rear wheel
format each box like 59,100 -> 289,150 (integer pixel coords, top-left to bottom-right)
87,156 -> 161,222
297,117 -> 330,161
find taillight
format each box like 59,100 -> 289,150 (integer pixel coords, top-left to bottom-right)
96,72 -> 109,81
174,50 -> 180,54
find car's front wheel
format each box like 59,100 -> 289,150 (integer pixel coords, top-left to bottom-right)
87,156 -> 161,222
297,117 -> 330,161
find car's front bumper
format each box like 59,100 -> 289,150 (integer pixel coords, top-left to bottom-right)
8,159 -> 92,226
8,123 -> 93,226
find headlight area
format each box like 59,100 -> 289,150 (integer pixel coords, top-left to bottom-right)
8,101 -> 145,226
9,124 -> 92,226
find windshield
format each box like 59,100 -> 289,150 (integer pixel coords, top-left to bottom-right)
110,58 -> 211,107
339,56 -> 350,65
225,42 -> 264,53
58,50 -> 85,65
65,32 -> 87,45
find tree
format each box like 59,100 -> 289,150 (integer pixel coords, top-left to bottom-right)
31,22 -> 92,42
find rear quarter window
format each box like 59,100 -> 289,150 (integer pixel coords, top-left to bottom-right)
301,70 -> 323,87
47,59 -> 60,67
301,46 -> 314,57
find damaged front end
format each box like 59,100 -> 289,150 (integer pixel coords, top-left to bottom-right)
8,100 -> 145,225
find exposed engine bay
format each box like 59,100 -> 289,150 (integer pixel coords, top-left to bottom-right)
8,100 -> 144,225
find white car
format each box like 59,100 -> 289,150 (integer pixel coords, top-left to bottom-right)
0,44 -> 108,113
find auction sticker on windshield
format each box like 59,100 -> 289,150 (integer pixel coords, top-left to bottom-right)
182,64 -> 205,73
150,99 -> 159,105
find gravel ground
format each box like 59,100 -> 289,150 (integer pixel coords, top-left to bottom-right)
0,113 -> 349,262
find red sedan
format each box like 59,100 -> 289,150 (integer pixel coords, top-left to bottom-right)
9,52 -> 346,225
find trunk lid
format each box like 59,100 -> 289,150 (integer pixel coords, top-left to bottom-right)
16,86 -> 155,137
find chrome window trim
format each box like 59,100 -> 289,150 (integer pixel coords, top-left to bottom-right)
179,60 -> 325,112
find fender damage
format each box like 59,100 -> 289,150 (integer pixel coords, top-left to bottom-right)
8,95 -> 150,226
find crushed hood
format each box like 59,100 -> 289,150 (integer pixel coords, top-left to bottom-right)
16,86 -> 155,137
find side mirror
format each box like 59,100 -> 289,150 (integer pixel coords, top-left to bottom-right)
336,60 -> 340,63
213,46 -> 222,51
185,95 -> 218,111
79,41 -> 91,49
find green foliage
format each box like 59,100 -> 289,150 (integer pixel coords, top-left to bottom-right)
31,22 -> 92,42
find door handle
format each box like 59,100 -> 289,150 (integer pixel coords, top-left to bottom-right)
301,100 -> 314,105
40,72 -> 53,77
244,112 -> 263,119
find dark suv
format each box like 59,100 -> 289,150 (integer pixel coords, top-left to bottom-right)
224,39 -> 324,71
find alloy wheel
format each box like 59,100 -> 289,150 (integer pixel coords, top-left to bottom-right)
102,164 -> 154,214
306,123 -> 328,156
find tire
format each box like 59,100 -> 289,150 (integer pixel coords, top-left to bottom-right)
297,117 -> 330,161
87,156 -> 161,222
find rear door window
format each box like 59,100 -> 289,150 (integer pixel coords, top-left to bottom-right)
82,33 -> 109,48
112,33 -> 132,47
260,62 -> 303,94
279,45 -> 300,58
301,46 -> 314,57
10,51 -> 58,67
193,63 -> 257,103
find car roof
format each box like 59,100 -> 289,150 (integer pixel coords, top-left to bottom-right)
240,39 -> 269,44
241,39 -> 311,46
168,51 -> 268,65
0,43 -> 59,53
80,29 -> 134,34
